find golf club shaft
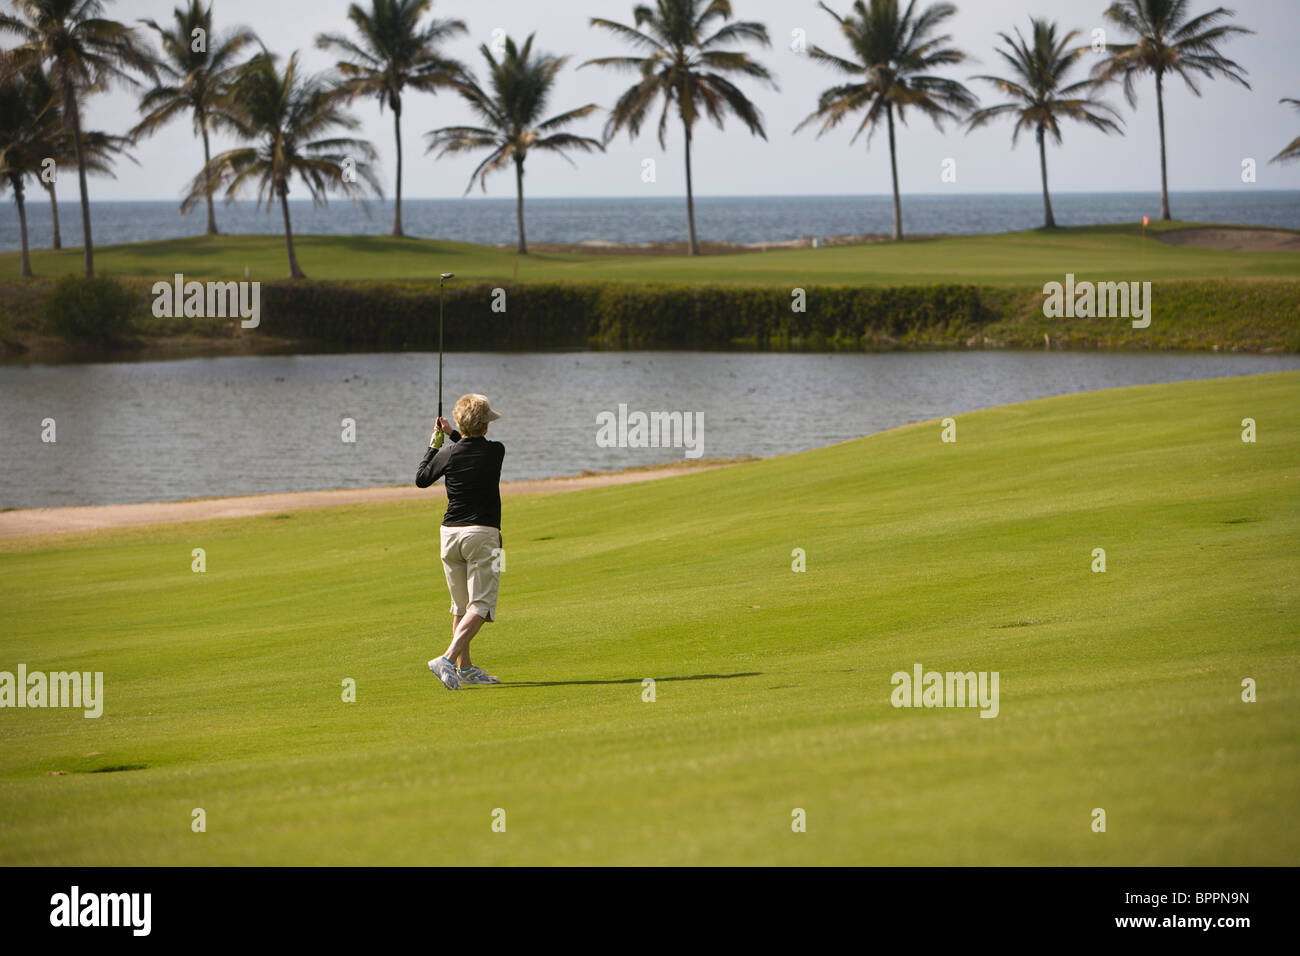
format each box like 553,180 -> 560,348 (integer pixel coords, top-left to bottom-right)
438,279 -> 444,420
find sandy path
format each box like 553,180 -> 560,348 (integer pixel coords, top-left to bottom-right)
0,460 -> 742,540
520,232 -> 951,256
1155,227 -> 1300,252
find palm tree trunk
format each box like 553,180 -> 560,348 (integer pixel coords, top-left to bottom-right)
684,123 -> 699,256
45,180 -> 62,249
12,178 -> 32,278
64,86 -> 95,277
1037,127 -> 1056,229
886,102 -> 903,241
201,119 -> 218,236
279,188 -> 305,279
392,104 -> 404,237
1155,70 -> 1171,221
515,156 -> 527,255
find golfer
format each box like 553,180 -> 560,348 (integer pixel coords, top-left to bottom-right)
416,393 -> 505,690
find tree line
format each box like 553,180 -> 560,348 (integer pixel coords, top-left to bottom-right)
2,0 -> 1294,280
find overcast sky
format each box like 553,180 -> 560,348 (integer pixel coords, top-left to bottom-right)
32,0 -> 1300,200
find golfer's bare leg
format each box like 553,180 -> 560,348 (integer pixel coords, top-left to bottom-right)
451,614 -> 472,668
444,612 -> 485,665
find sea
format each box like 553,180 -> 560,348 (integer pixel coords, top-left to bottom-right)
3,191 -> 1298,252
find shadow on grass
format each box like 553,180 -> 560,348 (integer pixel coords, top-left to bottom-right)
495,671 -> 761,689
80,764 -> 148,773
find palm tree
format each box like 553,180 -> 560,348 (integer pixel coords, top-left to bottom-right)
0,0 -> 156,276
0,59 -> 61,276
44,126 -> 135,249
41,121 -> 134,249
3,63 -> 133,251
1270,99 -> 1300,165
0,177 -> 33,275
583,0 -> 776,256
426,34 -> 602,255
317,0 -> 465,237
18,63 -> 66,249
1094,0 -> 1252,221
967,20 -> 1122,229
133,1 -> 257,236
796,0 -> 975,242
191,51 -> 380,278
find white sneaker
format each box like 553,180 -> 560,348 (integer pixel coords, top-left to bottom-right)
458,665 -> 500,685
428,657 -> 461,690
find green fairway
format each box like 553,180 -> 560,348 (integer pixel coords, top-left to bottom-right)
2,221 -> 1297,285
0,372 -> 1296,865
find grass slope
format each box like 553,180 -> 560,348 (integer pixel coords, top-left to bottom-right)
2,222 -> 1298,285
0,372 -> 1296,865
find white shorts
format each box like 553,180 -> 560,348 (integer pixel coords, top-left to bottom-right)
440,525 -> 502,622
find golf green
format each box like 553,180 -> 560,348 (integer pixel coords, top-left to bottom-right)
3,221 -> 1298,285
0,371 -> 1295,865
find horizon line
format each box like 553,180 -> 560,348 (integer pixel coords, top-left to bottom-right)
19,188 -> 1300,204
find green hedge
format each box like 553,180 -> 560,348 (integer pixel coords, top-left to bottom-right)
4,276 -> 1295,353
258,280 -> 1001,350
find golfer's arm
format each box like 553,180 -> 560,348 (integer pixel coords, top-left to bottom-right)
415,446 -> 448,488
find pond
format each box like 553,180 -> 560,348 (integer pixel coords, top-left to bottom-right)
1,350 -> 1295,509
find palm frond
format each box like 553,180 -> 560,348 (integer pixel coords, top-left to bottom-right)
424,30 -> 603,188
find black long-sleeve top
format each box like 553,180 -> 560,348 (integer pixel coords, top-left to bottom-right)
416,430 -> 506,529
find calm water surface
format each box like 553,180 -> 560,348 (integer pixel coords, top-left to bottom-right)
1,350 -> 1295,509
5,191 -> 1297,250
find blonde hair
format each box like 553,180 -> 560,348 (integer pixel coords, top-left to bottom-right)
454,393 -> 496,436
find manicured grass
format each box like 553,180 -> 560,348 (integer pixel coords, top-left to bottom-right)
0,372 -> 1296,865
2,221 -> 1298,286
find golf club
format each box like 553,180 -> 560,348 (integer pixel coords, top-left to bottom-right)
432,273 -> 455,447
439,272 -> 455,418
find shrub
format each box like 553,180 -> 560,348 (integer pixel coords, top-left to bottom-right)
43,276 -> 136,344
256,280 -> 1001,351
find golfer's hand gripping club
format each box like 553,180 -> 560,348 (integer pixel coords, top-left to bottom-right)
429,415 -> 451,449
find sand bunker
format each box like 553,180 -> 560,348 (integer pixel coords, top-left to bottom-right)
1155,228 -> 1300,252
0,460 -> 742,540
